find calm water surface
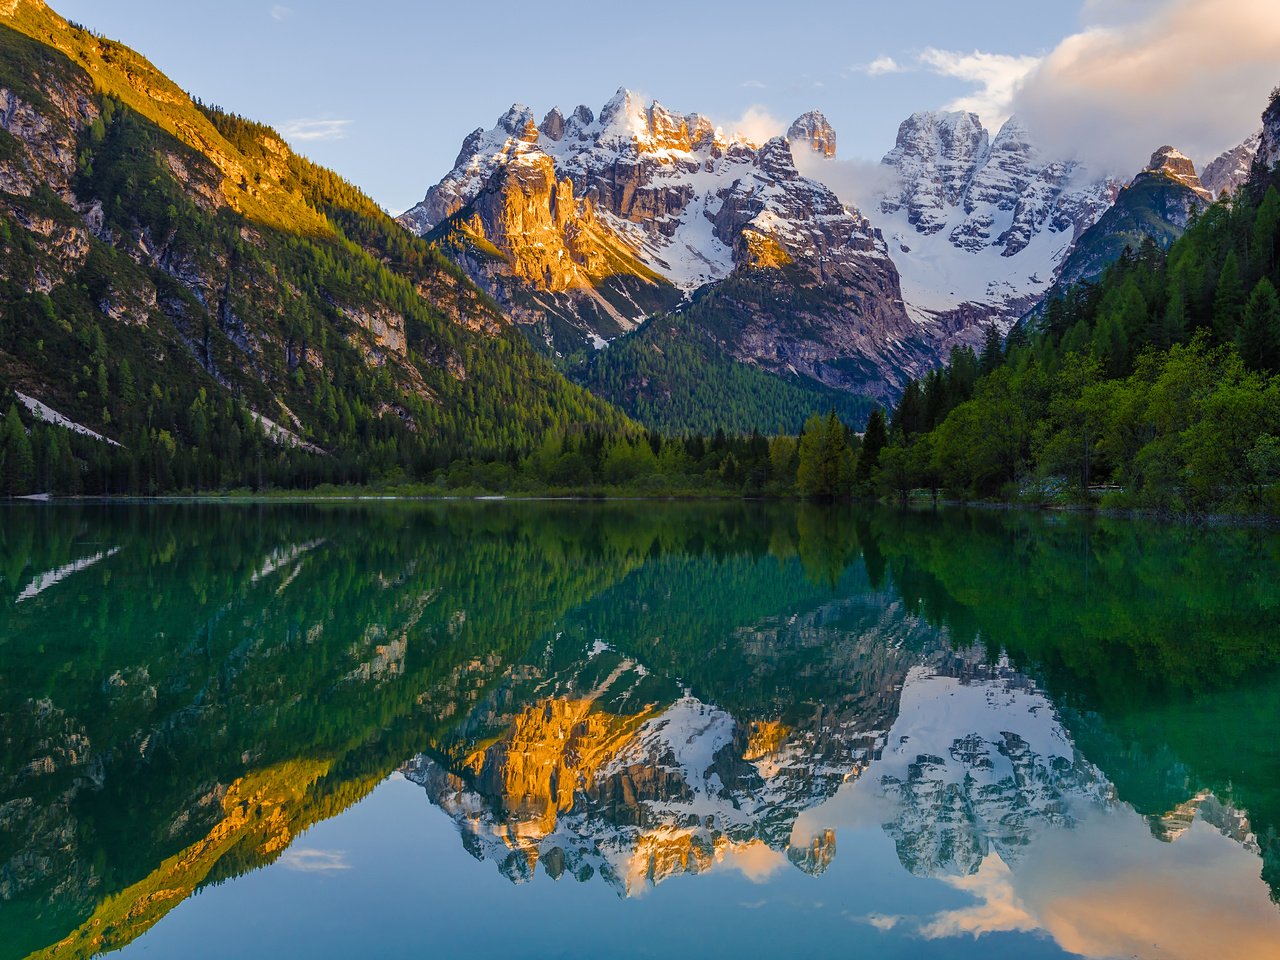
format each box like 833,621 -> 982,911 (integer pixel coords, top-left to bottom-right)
1,502 -> 1278,960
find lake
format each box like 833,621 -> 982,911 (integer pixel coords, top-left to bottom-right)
1,501 -> 1278,960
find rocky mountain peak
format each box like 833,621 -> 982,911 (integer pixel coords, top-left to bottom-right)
757,135 -> 799,178
539,107 -> 565,142
597,87 -> 649,144
497,104 -> 535,137
1254,92 -> 1280,177
788,110 -> 837,159
1143,145 -> 1212,200
1202,131 -> 1262,199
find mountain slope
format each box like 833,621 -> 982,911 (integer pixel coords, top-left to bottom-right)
1053,146 -> 1212,291
0,0 -> 627,493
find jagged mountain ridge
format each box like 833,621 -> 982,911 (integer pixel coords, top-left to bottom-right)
401,90 -> 928,404
1202,132 -> 1262,199
874,110 -> 1122,328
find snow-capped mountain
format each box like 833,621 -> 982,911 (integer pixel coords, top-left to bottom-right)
873,111 -> 1121,328
398,90 -> 935,398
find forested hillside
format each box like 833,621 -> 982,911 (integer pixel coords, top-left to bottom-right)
876,92 -> 1280,515
0,2 -> 627,495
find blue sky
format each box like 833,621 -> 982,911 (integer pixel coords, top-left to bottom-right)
50,0 -> 1280,213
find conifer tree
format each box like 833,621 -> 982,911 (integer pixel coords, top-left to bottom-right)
0,402 -> 34,497
1214,250 -> 1246,341
855,408 -> 888,495
1239,278 -> 1280,373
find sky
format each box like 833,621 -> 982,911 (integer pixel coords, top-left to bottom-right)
50,0 -> 1280,214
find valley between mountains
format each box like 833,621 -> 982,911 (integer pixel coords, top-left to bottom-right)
0,0 -> 1277,508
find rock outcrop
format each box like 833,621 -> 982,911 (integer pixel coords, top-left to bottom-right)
787,110 -> 837,159
1053,146 -> 1212,290
1145,145 -> 1213,201
1201,132 -> 1261,199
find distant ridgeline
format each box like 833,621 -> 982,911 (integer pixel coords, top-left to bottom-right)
1,502 -> 1277,959
878,87 -> 1280,516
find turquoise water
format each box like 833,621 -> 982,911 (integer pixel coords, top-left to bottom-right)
1,502 -> 1277,959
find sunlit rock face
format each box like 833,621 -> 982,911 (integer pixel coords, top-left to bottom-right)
787,110 -> 837,159
1144,146 -> 1213,202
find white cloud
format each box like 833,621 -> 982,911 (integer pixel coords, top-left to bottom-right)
1011,0 -> 1280,175
723,105 -> 786,145
269,4 -> 292,21
917,852 -> 1040,940
281,119 -> 351,143
278,848 -> 349,872
918,48 -> 1042,129
739,79 -> 767,90
860,913 -> 906,931
792,146 -> 903,216
859,56 -> 904,77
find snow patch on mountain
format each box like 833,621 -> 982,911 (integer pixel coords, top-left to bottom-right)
15,391 -> 122,446
873,111 -> 1120,326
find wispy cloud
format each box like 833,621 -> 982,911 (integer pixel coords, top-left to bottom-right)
723,105 -> 786,145
279,848 -> 350,872
270,4 -> 293,21
739,79 -> 767,90
860,913 -> 906,931
857,56 -> 905,77
918,48 -> 1042,128
281,119 -> 351,143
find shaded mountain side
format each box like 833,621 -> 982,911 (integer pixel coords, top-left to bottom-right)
572,306 -> 875,434
0,2 -> 628,494
1054,155 -> 1210,291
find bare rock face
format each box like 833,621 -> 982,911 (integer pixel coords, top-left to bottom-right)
1253,94 -> 1280,180
539,107 -> 565,142
1145,146 -> 1213,201
787,110 -> 837,159
1202,132 -> 1261,199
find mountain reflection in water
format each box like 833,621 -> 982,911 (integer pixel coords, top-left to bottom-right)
0,502 -> 1277,960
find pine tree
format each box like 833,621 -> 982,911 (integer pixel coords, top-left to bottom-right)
1238,278 -> 1280,373
1250,185 -> 1280,276
979,324 -> 1003,374
1160,286 -> 1187,349
1214,250 -> 1246,341
0,402 -> 34,497
855,408 -> 888,495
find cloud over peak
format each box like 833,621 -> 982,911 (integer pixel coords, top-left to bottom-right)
1010,0 -> 1280,174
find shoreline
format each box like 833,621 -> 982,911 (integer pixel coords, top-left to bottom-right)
3,491 -> 1278,527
